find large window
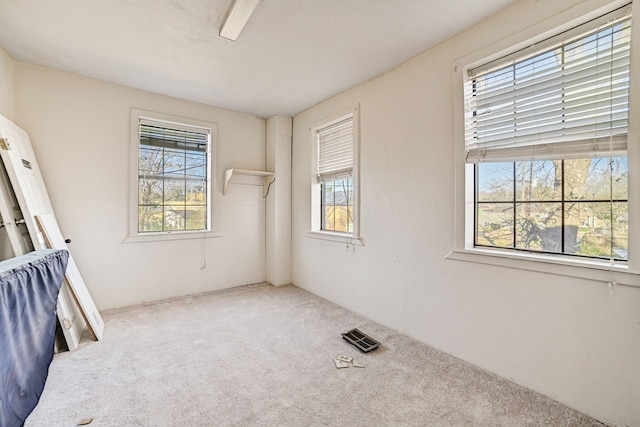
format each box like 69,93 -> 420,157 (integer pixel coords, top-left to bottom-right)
310,106 -> 360,239
465,5 -> 631,261
128,110 -> 217,241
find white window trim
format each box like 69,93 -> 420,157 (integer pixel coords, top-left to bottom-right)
125,108 -> 221,243
306,104 -> 363,245
449,0 -> 640,288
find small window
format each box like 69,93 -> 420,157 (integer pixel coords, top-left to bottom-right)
310,106 -> 360,239
464,6 -> 631,262
128,110 -> 218,242
318,118 -> 354,233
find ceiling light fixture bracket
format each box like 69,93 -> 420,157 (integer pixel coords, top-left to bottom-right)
219,0 -> 261,41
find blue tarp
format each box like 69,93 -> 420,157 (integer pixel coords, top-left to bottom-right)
0,249 -> 69,427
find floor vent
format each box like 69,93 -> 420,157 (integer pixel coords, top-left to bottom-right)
341,328 -> 380,352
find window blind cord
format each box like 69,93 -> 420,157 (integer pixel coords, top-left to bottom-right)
608,154 -> 617,293
201,233 -> 207,270
607,29 -> 617,294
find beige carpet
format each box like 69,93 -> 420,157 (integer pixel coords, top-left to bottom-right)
26,283 -> 601,426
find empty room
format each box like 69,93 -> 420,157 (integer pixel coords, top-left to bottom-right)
0,0 -> 638,426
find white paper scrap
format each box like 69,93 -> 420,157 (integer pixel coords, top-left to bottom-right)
336,354 -> 353,363
334,358 -> 350,368
353,361 -> 365,368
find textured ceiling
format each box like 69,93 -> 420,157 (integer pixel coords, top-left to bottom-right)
0,0 -> 518,118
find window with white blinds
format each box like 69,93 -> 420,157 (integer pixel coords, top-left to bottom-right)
317,117 -> 354,181
137,118 -> 211,234
309,106 -> 360,240
460,4 -> 634,262
465,5 -> 631,163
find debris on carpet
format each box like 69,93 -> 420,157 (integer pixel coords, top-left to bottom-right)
334,354 -> 364,369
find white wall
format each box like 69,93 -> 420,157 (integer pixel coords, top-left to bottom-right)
291,0 -> 640,425
13,63 -> 268,310
0,48 -> 14,120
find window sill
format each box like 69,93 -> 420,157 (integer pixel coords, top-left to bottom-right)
446,248 -> 640,288
306,231 -> 365,246
123,230 -> 222,244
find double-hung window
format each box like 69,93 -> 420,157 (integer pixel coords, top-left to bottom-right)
310,106 -> 360,239
128,109 -> 217,242
318,118 -> 354,233
464,5 -> 632,262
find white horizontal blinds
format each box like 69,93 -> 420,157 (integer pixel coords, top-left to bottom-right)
465,6 -> 631,163
317,117 -> 354,181
139,118 -> 210,153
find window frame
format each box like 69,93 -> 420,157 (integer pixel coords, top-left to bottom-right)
450,0 -> 640,287
307,105 -> 363,245
126,109 -> 220,243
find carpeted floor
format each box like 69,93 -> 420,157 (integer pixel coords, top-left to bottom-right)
26,283 -> 601,426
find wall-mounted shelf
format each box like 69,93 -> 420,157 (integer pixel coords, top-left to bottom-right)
223,168 -> 275,197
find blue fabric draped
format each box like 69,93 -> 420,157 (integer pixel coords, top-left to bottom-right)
0,249 -> 69,427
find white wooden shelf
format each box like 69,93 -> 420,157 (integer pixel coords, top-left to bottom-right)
223,168 -> 275,197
